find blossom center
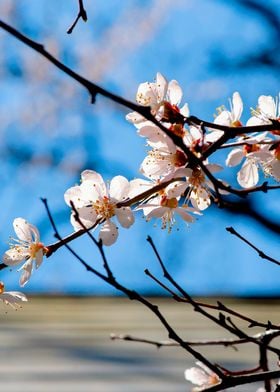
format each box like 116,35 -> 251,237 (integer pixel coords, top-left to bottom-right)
162,102 -> 182,124
160,196 -> 178,209
274,144 -> 280,160
29,242 -> 44,259
92,196 -> 115,219
172,150 -> 188,167
209,374 -> 220,386
188,168 -> 205,187
231,120 -> 242,127
243,143 -> 260,155
169,123 -> 185,137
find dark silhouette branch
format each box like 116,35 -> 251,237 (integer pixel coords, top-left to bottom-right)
226,226 -> 280,266
67,0 -> 88,34
42,198 -> 226,379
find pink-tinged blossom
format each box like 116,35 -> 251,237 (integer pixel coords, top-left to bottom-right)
184,362 -> 221,391
64,170 -> 134,246
0,281 -> 27,309
183,126 -> 211,157
3,218 -> 46,287
137,181 -> 200,232
139,130 -> 188,181
126,72 -> 189,126
262,143 -> 280,181
184,163 -> 224,210
225,134 -> 271,188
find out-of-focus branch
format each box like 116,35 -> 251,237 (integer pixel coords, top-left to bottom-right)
110,333 -> 250,348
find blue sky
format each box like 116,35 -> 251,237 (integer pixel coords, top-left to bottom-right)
0,0 -> 279,295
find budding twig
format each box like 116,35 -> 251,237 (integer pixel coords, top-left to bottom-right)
226,226 -> 280,266
67,0 -> 88,34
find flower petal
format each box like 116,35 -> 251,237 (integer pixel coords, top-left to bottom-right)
156,72 -> 168,102
167,80 -> 182,106
64,185 -> 84,208
232,92 -> 243,122
226,148 -> 244,167
176,207 -> 195,223
116,207 -> 135,228
0,291 -> 28,308
3,248 -> 29,266
13,218 -> 34,242
70,206 -> 97,231
99,220 -> 118,246
81,170 -> 104,184
214,111 -> 232,126
237,159 -> 259,188
180,103 -> 190,117
109,176 -> 130,201
258,95 -> 276,118
35,248 -> 44,269
19,260 -> 33,287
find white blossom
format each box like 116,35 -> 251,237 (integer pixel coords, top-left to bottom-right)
0,281 -> 27,309
225,133 -> 271,188
209,92 -> 243,143
184,163 -> 224,210
3,218 -> 46,287
247,94 -> 280,130
64,170 -> 134,246
126,72 -> 189,127
137,181 -> 200,232
184,362 -> 221,391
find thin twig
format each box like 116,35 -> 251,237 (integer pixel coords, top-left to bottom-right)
226,226 -> 280,266
110,333 -> 249,348
146,236 -> 280,355
67,0 -> 88,34
1,20 -> 280,202
42,198 -> 225,379
69,200 -> 114,279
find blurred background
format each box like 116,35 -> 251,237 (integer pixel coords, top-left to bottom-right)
0,0 -> 279,295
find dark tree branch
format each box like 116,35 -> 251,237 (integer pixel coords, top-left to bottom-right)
146,236 -> 280,355
110,333 -> 249,348
42,198 -> 225,379
67,0 -> 88,34
0,19 -> 279,204
226,226 -> 280,266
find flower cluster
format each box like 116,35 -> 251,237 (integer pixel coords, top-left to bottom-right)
1,74 -> 280,332
213,93 -> 280,188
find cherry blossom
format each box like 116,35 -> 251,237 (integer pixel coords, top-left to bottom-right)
262,142 -> 280,181
64,170 -> 134,246
3,218 -> 46,286
184,362 -> 221,391
247,95 -> 280,131
225,135 -> 271,188
184,163 -> 224,210
215,92 -> 243,127
208,92 -> 243,143
137,181 -> 200,232
0,281 -> 28,309
126,72 -> 189,127
140,141 -> 188,180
